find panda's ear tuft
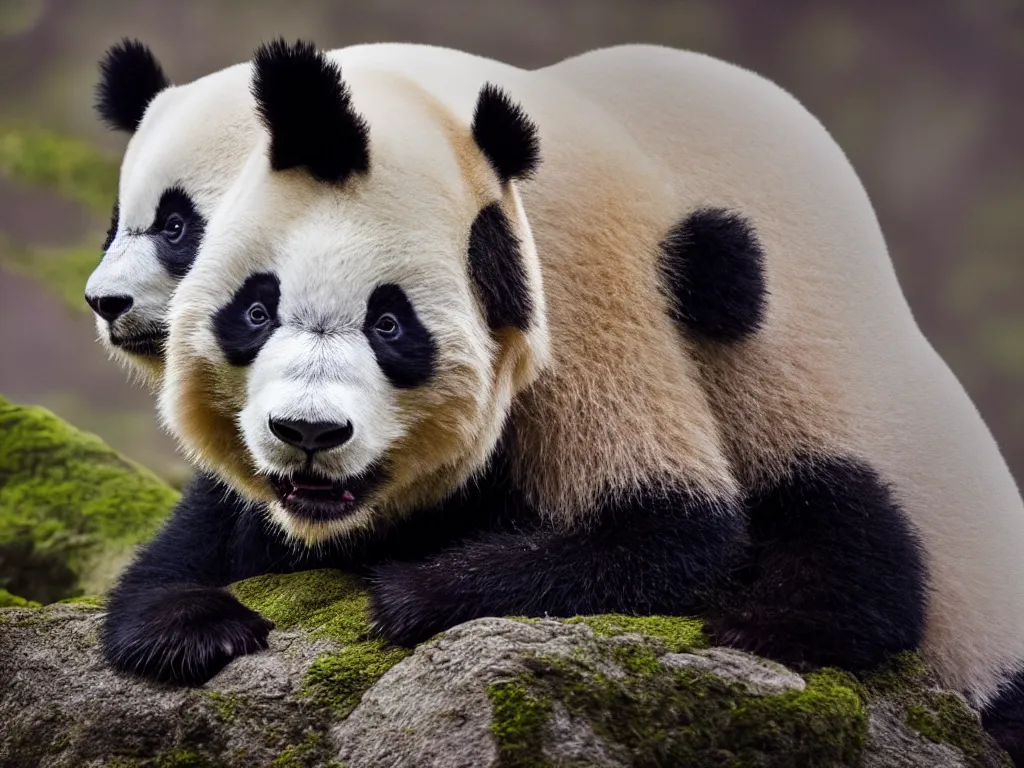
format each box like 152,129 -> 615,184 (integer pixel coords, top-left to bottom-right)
251,38 -> 370,184
471,83 -> 541,184
95,38 -> 170,133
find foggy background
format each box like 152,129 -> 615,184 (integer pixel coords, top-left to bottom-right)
0,0 -> 1022,488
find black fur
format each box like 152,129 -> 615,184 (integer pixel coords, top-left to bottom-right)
213,272 -> 281,366
95,38 -> 170,133
102,197 -> 119,251
368,479 -> 747,647
708,455 -> 928,673
660,208 -> 768,343
145,186 -> 207,279
251,38 -> 369,184
100,469 -> 506,686
100,473 -> 317,686
467,202 -> 533,331
471,83 -> 541,184
363,283 -> 437,388
982,671 -> 1024,766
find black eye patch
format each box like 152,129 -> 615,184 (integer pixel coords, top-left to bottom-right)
147,186 -> 206,279
363,284 -> 436,388
214,273 -> 281,366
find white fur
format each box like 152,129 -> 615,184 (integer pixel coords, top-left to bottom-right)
160,42 -> 1024,707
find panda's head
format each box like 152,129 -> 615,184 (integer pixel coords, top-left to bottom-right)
85,39 -> 259,385
161,40 -> 549,544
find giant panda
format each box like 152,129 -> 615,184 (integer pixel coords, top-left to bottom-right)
100,39 -> 1024,760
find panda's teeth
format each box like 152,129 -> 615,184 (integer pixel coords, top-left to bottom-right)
341,490 -> 355,503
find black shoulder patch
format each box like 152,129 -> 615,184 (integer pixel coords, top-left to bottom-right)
94,38 -> 170,133
251,38 -> 370,184
213,273 -> 281,366
659,207 -> 768,343
709,455 -> 928,672
467,202 -> 532,331
471,83 -> 540,184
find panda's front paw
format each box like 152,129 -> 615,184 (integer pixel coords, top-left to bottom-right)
101,584 -> 274,686
367,560 -> 459,647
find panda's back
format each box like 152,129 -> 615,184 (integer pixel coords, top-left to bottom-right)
538,44 -> 1024,703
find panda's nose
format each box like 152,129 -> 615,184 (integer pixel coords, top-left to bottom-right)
268,417 -> 354,453
85,293 -> 134,323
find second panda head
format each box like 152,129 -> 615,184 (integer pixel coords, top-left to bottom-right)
161,40 -> 548,545
85,39 -> 260,385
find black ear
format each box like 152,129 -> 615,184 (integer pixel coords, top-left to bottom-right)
471,84 -> 540,184
251,38 -> 370,184
95,38 -> 170,133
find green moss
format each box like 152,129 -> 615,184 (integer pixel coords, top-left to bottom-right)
487,678 -> 553,768
859,652 -> 1000,763
504,646 -> 867,767
204,691 -> 243,725
301,642 -> 412,717
0,395 -> 178,604
233,570 -> 412,717
859,651 -> 929,696
269,732 -> 324,768
0,588 -> 40,608
55,594 -> 104,607
0,124 -> 117,213
611,642 -> 663,676
562,614 -> 708,652
102,751 -> 212,768
231,570 -> 369,644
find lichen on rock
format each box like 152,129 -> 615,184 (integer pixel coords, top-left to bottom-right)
0,394 -> 178,603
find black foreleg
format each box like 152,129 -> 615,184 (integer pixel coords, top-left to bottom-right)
367,485 -> 746,647
101,472 -> 320,685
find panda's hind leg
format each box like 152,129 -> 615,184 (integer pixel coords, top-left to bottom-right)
982,671 -> 1024,766
707,455 -> 928,673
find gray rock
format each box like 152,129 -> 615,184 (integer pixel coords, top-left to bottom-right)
0,571 -> 1012,768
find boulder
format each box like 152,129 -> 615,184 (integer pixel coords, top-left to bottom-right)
0,395 -> 178,603
0,570 -> 1012,768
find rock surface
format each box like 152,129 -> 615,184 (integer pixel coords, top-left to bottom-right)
0,395 -> 178,603
0,570 -> 1012,768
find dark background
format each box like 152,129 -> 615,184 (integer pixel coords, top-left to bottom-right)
0,0 -> 1022,488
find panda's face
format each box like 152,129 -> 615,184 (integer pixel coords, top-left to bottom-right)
85,63 -> 256,386
162,59 -> 547,545
167,159 -> 508,543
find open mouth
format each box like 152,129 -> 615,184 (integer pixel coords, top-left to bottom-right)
109,331 -> 167,358
267,464 -> 386,522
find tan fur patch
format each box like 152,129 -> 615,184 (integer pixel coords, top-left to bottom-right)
511,158 -> 738,529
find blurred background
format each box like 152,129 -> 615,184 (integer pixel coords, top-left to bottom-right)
0,0 -> 1022,488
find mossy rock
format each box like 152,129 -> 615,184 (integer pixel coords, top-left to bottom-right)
0,569 -> 1011,767
0,394 -> 178,603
